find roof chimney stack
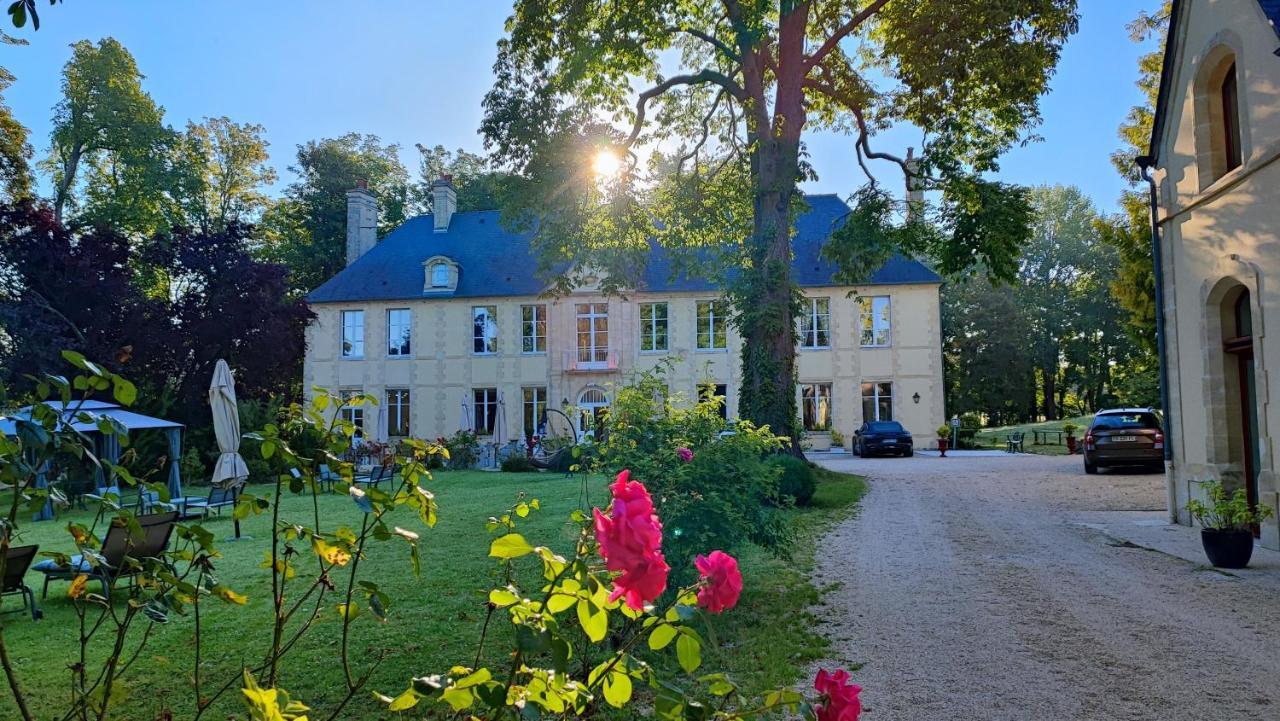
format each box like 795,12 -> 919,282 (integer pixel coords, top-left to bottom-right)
433,175 -> 457,233
905,147 -> 924,221
346,181 -> 379,266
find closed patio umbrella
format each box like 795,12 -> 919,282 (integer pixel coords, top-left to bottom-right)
460,395 -> 472,433
209,359 -> 249,539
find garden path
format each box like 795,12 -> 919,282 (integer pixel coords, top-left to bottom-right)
810,453 -> 1280,720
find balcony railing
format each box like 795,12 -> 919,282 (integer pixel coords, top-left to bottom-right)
563,349 -> 620,372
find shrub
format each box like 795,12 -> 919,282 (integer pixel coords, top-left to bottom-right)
499,454 -> 536,473
829,429 -> 845,447
443,430 -> 479,469
769,454 -> 817,506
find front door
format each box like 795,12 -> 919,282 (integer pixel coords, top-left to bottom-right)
1224,291 -> 1261,535
577,388 -> 608,437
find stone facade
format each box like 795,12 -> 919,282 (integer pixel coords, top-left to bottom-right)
1150,0 -> 1280,547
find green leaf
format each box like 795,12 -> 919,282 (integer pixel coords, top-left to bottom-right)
386,688 -> 419,711
488,588 -> 519,608
602,669 -> 632,708
577,598 -> 607,643
489,533 -> 534,559
648,623 -> 677,651
676,633 -> 701,674
111,375 -> 137,406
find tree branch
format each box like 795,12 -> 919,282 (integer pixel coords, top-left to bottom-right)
805,0 -> 892,70
623,69 -> 746,149
670,25 -> 739,62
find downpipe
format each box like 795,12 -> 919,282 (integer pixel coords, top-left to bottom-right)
1136,155 -> 1177,523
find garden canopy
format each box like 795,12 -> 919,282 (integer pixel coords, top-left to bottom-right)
0,401 -> 185,519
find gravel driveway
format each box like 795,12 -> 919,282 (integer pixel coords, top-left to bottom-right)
810,453 -> 1280,721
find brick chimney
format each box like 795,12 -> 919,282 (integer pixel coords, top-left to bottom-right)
346,180 -> 378,266
432,175 -> 457,233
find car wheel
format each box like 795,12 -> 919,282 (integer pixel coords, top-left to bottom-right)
905,449 -> 914,458
1084,458 -> 1097,475
852,442 -> 861,457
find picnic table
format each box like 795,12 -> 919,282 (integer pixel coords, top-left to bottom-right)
1032,429 -> 1065,445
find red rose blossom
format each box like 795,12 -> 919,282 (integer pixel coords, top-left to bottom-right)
593,470 -> 669,610
813,669 -> 862,721
694,550 -> 742,613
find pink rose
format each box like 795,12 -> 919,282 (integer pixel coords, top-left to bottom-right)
814,669 -> 862,721
694,550 -> 742,613
593,470 -> 669,610
676,447 -> 693,462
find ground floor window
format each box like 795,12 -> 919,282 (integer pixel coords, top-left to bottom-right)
339,389 -> 365,433
523,386 -> 547,438
473,388 -> 498,435
386,388 -> 410,437
699,382 -> 728,420
801,383 -> 832,431
861,381 -> 892,422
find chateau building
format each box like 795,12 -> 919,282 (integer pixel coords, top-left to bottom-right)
303,177 -> 945,449
1147,0 -> 1280,547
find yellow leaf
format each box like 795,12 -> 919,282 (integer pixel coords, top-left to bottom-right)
68,574 -> 89,600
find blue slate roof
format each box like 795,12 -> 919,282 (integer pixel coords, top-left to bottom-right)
1262,0 -> 1280,33
306,194 -> 940,303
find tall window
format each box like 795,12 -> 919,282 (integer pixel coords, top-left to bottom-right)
473,306 -> 498,354
386,309 -> 411,356
521,305 -> 546,354
576,303 -> 609,365
861,382 -> 892,422
699,382 -> 728,420
696,300 -> 727,350
341,310 -> 364,358
640,302 -> 669,352
473,388 -> 498,435
522,386 -> 547,438
800,297 -> 831,349
859,296 -> 891,347
801,383 -> 832,431
339,389 -> 364,431
1221,61 -> 1242,174
386,389 -> 411,436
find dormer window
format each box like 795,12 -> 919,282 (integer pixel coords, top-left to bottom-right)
422,255 -> 458,294
431,263 -> 450,288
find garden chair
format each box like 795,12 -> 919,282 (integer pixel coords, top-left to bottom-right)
2,544 -> 41,620
33,511 -> 179,599
177,485 -> 239,519
354,463 -> 397,490
137,489 -> 177,515
1006,432 -> 1025,454
318,465 -> 341,493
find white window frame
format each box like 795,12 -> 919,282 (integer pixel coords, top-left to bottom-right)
339,389 -> 365,431
430,263 -> 450,288
473,387 -> 498,435
801,383 -> 833,431
386,308 -> 411,357
522,386 -> 547,438
386,388 -> 411,437
859,296 -> 892,348
696,300 -> 727,351
800,297 -> 831,349
861,381 -> 893,422
472,305 -> 498,355
639,302 -> 669,353
521,304 -> 546,355
576,303 -> 610,368
341,310 -> 364,358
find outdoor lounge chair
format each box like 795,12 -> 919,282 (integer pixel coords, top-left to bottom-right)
318,465 -> 340,493
352,463 -> 395,490
2,544 -> 41,620
1006,432 -> 1025,454
33,511 -> 179,599
171,485 -> 238,519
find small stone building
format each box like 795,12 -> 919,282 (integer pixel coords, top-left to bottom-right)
1148,0 -> 1280,547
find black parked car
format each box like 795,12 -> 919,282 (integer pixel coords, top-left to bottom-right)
1083,408 -> 1165,474
853,421 -> 913,457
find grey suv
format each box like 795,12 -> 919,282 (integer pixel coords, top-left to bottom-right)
1082,408 -> 1165,474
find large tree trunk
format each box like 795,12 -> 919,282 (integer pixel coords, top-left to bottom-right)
1042,368 -> 1058,421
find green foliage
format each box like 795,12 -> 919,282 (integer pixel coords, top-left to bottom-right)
443,429 -> 480,470
500,453 -> 537,473
592,367 -> 790,581
1186,479 -> 1275,531
413,144 -> 508,212
936,425 -> 952,439
829,429 -> 844,447
0,35 -> 31,201
768,455 -> 817,507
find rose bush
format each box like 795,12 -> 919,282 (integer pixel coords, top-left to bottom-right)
695,550 -> 743,613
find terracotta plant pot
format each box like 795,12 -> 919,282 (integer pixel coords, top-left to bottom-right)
1065,435 -> 1077,454
938,438 -> 949,457
1200,528 -> 1254,569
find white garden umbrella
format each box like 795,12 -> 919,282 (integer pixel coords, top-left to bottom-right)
460,395 -> 472,433
209,359 -> 249,487
494,391 -> 508,445
375,405 -> 389,443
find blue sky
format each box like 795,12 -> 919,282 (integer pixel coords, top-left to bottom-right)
3,1 -> 1158,214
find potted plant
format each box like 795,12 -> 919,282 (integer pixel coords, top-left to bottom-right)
936,425 -> 952,457
1186,479 -> 1275,568
1062,422 -> 1078,454
830,429 -> 845,451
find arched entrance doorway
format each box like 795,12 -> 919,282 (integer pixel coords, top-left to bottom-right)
1222,287 -> 1262,534
577,387 -> 609,438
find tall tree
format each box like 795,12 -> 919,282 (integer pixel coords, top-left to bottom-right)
258,133 -> 409,294
413,144 -> 505,213
0,31 -> 32,201
173,116 -> 277,234
46,38 -> 169,227
483,0 -> 1078,446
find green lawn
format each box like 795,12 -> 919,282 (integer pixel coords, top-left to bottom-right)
0,467 -> 866,720
972,414 -> 1092,456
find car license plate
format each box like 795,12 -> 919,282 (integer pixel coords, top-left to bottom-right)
1113,435 -> 1137,442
